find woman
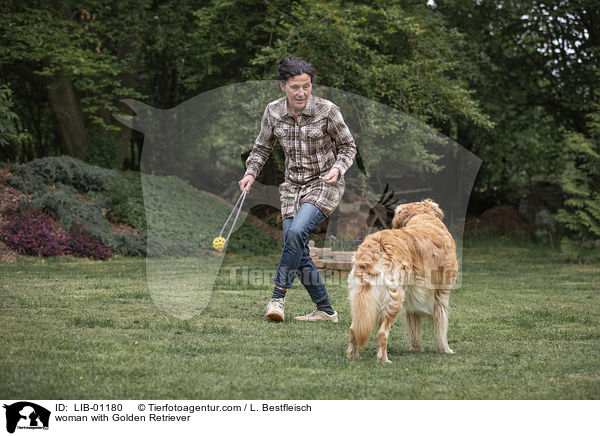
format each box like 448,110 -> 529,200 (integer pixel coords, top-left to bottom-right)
238,57 -> 357,322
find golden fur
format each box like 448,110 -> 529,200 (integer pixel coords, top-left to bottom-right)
347,199 -> 458,363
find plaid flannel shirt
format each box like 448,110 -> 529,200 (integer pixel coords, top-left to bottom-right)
244,94 -> 357,219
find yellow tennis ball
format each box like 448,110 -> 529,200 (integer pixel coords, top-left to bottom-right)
213,237 -> 226,251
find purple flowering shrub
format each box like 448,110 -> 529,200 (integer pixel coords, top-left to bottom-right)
68,223 -> 112,260
2,206 -> 69,256
2,206 -> 111,259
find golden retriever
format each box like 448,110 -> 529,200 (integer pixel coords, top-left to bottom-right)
347,199 -> 457,363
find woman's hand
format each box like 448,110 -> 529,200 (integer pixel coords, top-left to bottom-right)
321,167 -> 340,184
238,174 -> 255,192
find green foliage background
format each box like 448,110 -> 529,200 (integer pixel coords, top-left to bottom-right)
0,0 -> 598,243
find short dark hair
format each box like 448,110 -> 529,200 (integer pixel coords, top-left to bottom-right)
277,57 -> 316,83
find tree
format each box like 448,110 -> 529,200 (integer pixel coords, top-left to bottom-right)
234,0 -> 493,188
0,83 -> 31,160
435,0 -> 598,206
247,0 -> 491,128
0,0 -> 144,162
557,106 -> 600,241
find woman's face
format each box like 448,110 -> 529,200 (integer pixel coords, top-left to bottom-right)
280,73 -> 312,115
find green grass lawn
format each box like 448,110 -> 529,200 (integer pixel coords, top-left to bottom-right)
1,238 -> 599,399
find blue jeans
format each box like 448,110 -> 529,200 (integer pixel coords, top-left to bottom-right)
273,202 -> 329,304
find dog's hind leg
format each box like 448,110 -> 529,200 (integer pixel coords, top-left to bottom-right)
405,311 -> 424,352
433,290 -> 453,353
347,323 -> 359,358
376,312 -> 399,363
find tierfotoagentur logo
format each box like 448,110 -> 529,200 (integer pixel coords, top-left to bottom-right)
3,402 -> 50,433
224,266 -> 458,288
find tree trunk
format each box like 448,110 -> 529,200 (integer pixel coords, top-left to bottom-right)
115,104 -> 133,168
93,69 -> 136,168
115,40 -> 137,168
47,73 -> 88,158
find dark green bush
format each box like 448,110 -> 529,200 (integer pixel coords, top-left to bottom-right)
28,187 -> 111,243
105,171 -> 146,231
556,111 -> 600,243
7,156 -> 115,194
107,233 -> 147,257
4,173 -> 47,195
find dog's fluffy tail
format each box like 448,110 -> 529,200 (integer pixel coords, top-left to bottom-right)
350,278 -> 379,349
350,234 -> 385,348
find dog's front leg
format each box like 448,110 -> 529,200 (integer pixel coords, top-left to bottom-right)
406,311 -> 425,352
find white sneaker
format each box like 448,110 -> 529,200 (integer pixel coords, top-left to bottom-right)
265,298 -> 285,322
294,309 -> 338,322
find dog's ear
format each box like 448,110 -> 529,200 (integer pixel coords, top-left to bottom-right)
392,204 -> 409,229
424,199 -> 444,220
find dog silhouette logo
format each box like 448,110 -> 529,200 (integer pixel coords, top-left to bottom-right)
3,402 -> 50,433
